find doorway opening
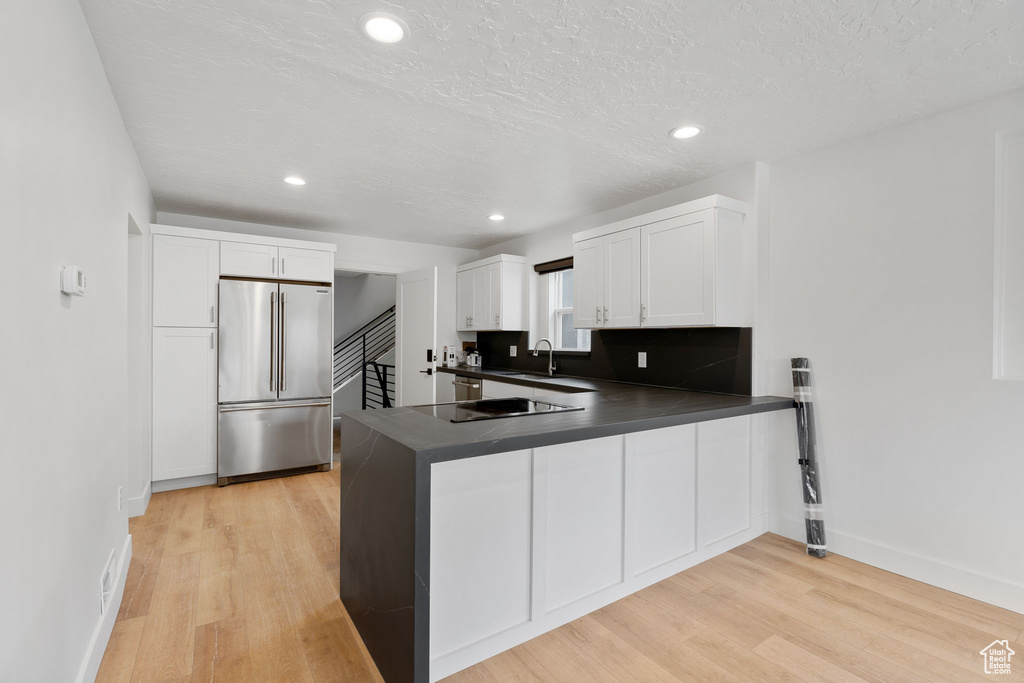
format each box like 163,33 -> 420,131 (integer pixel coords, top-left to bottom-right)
332,270 -> 397,416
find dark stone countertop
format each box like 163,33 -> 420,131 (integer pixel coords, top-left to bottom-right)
341,367 -> 794,464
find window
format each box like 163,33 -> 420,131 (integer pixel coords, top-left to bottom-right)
549,269 -> 591,351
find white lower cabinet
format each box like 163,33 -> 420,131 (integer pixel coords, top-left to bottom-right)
429,450 -> 533,659
626,425 -> 697,576
152,327 -> 218,481
429,415 -> 755,681
697,415 -> 751,546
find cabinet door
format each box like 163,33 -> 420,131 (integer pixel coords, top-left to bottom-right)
641,212 -> 714,326
152,235 -> 219,328
572,237 -> 603,329
696,416 -> 751,547
487,263 -> 502,330
456,270 -> 474,331
278,247 -> 333,282
152,327 -> 218,480
472,266 -> 492,331
430,451 -> 533,658
603,228 -> 641,328
220,242 -> 279,278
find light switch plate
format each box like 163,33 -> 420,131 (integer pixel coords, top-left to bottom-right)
510,345 -> 517,357
638,351 -> 647,368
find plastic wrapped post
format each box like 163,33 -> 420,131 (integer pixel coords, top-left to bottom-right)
791,358 -> 827,558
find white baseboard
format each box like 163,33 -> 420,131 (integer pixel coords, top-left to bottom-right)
766,513 -> 1024,615
152,474 -> 217,493
76,533 -> 132,683
127,481 -> 151,518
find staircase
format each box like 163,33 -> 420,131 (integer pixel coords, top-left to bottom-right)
333,305 -> 396,409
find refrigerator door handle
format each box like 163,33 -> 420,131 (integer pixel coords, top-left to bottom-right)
280,291 -> 287,392
219,399 -> 331,413
270,291 -> 277,392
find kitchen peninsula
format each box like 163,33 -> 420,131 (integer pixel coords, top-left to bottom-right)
339,369 -> 793,682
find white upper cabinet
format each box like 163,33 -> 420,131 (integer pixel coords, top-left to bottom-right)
573,237 -> 603,328
471,265 -> 492,330
640,208 -> 744,327
456,255 -> 526,332
153,235 -> 219,328
220,241 -> 279,278
456,270 -> 475,330
571,227 -> 640,329
603,228 -> 641,328
573,195 -> 747,329
278,246 -> 334,282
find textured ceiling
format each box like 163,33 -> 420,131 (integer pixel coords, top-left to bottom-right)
80,0 -> 1024,248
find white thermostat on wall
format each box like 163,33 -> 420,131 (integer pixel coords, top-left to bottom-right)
60,266 -> 86,296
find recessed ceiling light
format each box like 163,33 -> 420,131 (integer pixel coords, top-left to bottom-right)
284,176 -> 306,186
359,12 -> 409,44
669,125 -> 703,140
489,214 -> 505,221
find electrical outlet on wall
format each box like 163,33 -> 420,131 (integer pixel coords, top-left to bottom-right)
638,352 -> 647,368
510,346 -> 517,357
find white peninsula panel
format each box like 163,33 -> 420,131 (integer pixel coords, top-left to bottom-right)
626,425 -> 697,577
540,436 -> 625,611
429,450 -> 533,659
697,415 -> 751,546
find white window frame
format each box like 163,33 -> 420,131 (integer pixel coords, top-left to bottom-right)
547,269 -> 591,352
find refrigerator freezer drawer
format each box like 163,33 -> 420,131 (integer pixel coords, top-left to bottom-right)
218,400 -> 331,480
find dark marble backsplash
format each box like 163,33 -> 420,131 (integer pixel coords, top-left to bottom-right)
474,328 -> 752,395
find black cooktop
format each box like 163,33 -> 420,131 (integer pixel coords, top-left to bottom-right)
411,397 -> 584,423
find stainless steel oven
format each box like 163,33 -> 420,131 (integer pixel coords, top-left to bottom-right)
451,375 -> 482,402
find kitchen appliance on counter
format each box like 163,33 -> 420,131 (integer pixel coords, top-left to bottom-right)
441,345 -> 461,368
217,279 -> 332,485
465,349 -> 482,367
412,397 -> 583,423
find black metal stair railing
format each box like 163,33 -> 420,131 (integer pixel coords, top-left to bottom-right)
362,361 -> 395,409
333,306 -> 396,410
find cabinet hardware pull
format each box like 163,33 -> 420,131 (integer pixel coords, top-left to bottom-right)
210,332 -> 214,350
604,307 -> 608,324
596,306 -> 601,325
210,305 -> 215,323
280,291 -> 287,392
270,292 -> 277,391
281,258 -> 285,274
641,304 -> 646,322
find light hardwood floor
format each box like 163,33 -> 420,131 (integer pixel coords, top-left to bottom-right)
99,464 -> 1024,682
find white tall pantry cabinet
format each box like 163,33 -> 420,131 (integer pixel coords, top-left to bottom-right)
150,225 -> 336,492
151,235 -> 220,484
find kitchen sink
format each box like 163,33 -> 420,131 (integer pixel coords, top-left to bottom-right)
412,398 -> 583,423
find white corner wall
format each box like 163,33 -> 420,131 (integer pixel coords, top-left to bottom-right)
0,0 -> 155,680
766,88 -> 1024,613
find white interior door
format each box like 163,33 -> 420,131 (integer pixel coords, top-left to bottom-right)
396,266 -> 437,406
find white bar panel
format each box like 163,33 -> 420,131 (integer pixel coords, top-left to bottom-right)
429,450 -> 533,659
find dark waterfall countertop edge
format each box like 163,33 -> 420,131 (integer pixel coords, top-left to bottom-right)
341,368 -> 794,464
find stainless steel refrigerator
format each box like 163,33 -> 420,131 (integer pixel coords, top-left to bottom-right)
217,279 -> 333,485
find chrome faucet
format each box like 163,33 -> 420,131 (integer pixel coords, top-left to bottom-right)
533,338 -> 556,376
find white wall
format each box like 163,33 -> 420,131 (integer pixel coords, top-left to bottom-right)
334,272 -> 397,414
0,1 -> 155,681
766,88 -> 1024,613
